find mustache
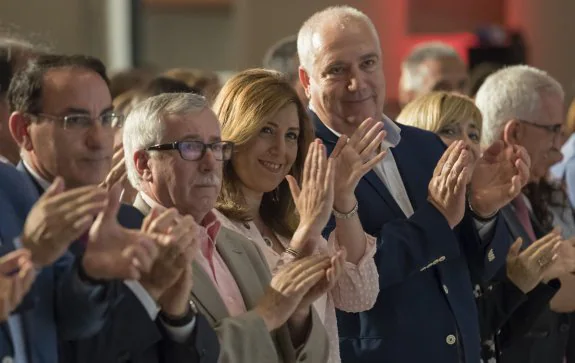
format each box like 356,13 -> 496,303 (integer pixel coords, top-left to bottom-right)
194,174 -> 221,186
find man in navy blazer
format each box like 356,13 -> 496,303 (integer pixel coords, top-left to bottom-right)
0,162 -> 120,363
297,6 -> 530,363
7,53 -> 219,363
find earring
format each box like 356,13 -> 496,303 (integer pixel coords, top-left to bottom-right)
272,188 -> 280,203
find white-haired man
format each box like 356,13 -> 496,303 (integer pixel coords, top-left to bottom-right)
398,41 -> 469,107
298,5 -> 530,363
476,65 -> 571,363
123,92 -> 332,363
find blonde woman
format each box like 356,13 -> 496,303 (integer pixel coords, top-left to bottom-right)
213,69 -> 382,363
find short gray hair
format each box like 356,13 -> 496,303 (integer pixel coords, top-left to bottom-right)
123,92 -> 207,189
263,35 -> 298,82
475,65 -> 564,146
297,6 -> 379,73
400,42 -> 461,92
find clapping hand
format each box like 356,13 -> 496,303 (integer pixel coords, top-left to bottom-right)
81,185 -> 164,281
469,141 -> 530,218
0,249 -> 35,322
427,141 -> 473,228
21,177 -> 108,267
286,139 -> 335,255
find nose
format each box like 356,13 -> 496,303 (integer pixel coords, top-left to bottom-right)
269,134 -> 286,156
85,122 -> 108,150
347,66 -> 366,93
198,147 -> 217,172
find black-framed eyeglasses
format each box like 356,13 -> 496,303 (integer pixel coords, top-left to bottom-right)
145,140 -> 234,161
30,112 -> 124,130
518,119 -> 562,136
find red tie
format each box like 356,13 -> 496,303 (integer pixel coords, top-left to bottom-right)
512,196 -> 537,242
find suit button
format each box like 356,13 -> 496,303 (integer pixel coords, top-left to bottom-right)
299,353 -> 308,361
560,323 -> 570,333
443,285 -> 449,294
446,334 -> 457,345
2,357 -> 14,363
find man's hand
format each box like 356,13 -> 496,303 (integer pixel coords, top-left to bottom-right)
0,249 -> 35,322
254,255 -> 331,331
330,118 -> 386,213
100,144 -> 138,204
81,186 -> 162,281
506,233 -> 562,293
139,208 -> 199,311
22,177 -> 108,267
427,141 -> 472,228
469,141 -> 530,217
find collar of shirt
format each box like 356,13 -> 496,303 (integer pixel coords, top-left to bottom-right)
23,160 -> 51,190
316,110 -> 402,149
0,154 -> 12,165
140,192 -> 222,260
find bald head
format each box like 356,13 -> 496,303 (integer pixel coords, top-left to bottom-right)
297,6 -> 385,137
297,6 -> 380,73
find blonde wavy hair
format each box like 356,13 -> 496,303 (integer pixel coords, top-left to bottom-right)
213,68 -> 314,238
397,91 -> 483,135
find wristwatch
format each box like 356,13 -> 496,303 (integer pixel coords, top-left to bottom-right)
159,300 -> 198,327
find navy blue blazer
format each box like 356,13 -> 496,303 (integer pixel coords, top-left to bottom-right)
313,113 -> 510,363
0,162 -> 112,363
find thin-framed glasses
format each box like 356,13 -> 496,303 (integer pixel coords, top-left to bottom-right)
518,119 -> 562,138
145,140 -> 234,161
30,112 -> 124,129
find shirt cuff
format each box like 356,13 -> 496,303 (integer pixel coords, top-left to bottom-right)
159,315 -> 196,343
123,280 -> 160,320
473,217 -> 497,240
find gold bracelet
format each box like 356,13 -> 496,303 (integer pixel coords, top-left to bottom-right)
333,201 -> 359,219
285,247 -> 301,258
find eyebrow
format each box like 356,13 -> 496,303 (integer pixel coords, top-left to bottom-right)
267,121 -> 300,131
180,134 -> 222,142
360,52 -> 379,61
61,106 -> 114,116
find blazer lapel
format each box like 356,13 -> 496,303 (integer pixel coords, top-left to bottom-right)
215,228 -> 264,309
391,130 -> 428,211
190,263 -> 229,323
501,205 -> 534,246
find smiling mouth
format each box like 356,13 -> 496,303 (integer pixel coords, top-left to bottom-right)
259,160 -> 282,172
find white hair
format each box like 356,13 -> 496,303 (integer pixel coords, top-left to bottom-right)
475,65 -> 564,146
123,92 -> 207,189
400,42 -> 461,92
297,5 -> 379,73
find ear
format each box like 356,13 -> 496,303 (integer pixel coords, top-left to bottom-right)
134,150 -> 153,182
502,119 -> 522,145
299,66 -> 311,99
9,112 -> 33,151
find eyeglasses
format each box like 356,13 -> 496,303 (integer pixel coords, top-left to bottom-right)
145,140 -> 234,161
30,112 -> 124,130
518,119 -> 562,136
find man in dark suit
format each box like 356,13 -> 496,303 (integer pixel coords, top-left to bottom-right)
0,160 -> 155,362
7,54 -> 220,362
297,6 -> 531,362
476,65 -> 572,363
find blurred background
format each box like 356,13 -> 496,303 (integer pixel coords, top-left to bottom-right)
2,0 -> 575,110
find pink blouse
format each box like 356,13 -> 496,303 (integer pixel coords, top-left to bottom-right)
213,210 -> 379,363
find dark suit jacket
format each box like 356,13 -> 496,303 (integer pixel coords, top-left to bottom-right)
497,205 -> 570,363
0,162 -> 112,363
15,163 -> 220,363
315,113 -> 510,363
